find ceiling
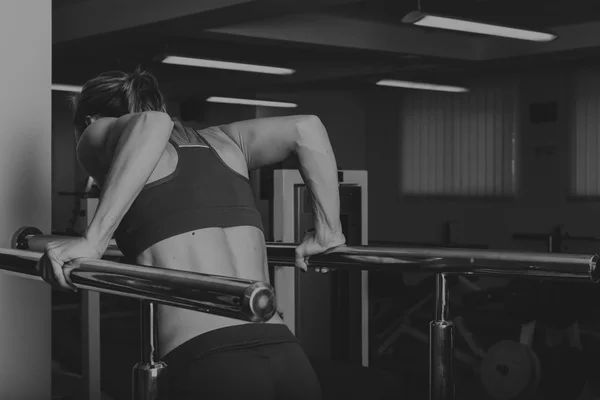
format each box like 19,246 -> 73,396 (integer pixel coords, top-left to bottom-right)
334,0 -> 600,28
52,0 -> 600,102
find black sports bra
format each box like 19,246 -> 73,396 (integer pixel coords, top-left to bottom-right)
114,121 -> 263,259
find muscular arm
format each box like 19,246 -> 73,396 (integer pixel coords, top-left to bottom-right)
220,115 -> 342,237
78,111 -> 174,251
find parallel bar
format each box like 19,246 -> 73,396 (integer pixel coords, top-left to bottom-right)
13,229 -> 600,400
21,233 -> 600,281
0,247 -> 275,322
267,243 -> 600,282
430,274 -> 454,400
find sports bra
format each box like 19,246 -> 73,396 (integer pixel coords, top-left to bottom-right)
114,120 -> 264,259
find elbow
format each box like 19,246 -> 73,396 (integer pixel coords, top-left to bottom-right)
299,115 -> 323,129
294,115 -> 329,154
296,115 -> 326,140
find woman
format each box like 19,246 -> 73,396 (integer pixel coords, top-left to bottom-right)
38,69 -> 346,399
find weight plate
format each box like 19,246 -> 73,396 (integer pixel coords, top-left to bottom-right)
480,340 -> 538,400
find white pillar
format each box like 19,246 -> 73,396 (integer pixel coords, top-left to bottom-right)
0,0 -> 51,399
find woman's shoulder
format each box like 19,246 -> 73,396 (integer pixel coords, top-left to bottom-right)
75,118 -> 117,185
76,113 -> 150,175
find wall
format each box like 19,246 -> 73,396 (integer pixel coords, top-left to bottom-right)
366,68 -> 600,258
172,73 -> 600,257
0,0 -> 52,398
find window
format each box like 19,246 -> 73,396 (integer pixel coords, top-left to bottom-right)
570,68 -> 600,197
399,78 -> 518,197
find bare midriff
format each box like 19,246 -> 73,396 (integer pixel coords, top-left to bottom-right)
135,225 -> 285,358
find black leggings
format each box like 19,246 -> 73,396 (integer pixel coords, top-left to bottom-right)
158,323 -> 323,400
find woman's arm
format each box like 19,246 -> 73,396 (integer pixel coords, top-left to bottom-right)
37,111 -> 174,290
220,115 -> 343,240
80,111 -> 174,252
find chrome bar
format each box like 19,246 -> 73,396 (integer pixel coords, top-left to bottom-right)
132,359 -> 165,400
435,274 -> 450,322
82,291 -> 101,400
430,274 -> 454,400
15,229 -> 600,400
140,301 -> 158,365
266,243 -> 600,282
10,228 -> 278,400
6,242 -> 276,324
20,231 -> 600,281
133,301 -> 166,400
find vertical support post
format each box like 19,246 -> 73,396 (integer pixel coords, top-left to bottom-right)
82,291 -> 101,400
361,269 -> 369,367
429,273 -> 454,400
132,301 -> 166,400
140,301 -> 156,365
82,197 -> 101,400
358,173 -> 369,367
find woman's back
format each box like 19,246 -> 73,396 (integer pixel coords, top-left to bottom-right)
114,120 -> 265,272
82,118 -> 283,356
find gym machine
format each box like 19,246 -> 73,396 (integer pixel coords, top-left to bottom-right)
12,226 -> 600,400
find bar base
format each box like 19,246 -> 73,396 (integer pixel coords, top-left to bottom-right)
429,320 -> 455,400
132,361 -> 167,400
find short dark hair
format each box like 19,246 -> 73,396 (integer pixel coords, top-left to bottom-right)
71,68 -> 167,133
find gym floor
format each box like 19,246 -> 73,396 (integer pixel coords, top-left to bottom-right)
51,290 -> 600,400
52,306 -> 410,400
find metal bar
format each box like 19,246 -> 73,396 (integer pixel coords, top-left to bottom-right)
430,274 -> 454,400
266,243 -> 600,281
82,291 -> 101,400
14,229 -> 600,400
434,274 -> 450,323
1,248 -> 275,323
140,301 -> 158,365
81,200 -> 102,400
133,301 -> 166,400
133,359 -> 166,400
11,228 -> 276,400
22,233 -> 600,281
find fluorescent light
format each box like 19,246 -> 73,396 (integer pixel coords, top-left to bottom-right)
206,96 -> 297,108
162,56 -> 295,75
376,79 -> 468,93
403,11 -> 557,42
52,84 -> 83,92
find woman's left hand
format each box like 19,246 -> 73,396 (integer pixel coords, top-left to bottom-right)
295,228 -> 346,273
36,237 -> 104,291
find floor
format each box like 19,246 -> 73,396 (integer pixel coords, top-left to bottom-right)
51,291 -> 600,400
52,301 -> 414,400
